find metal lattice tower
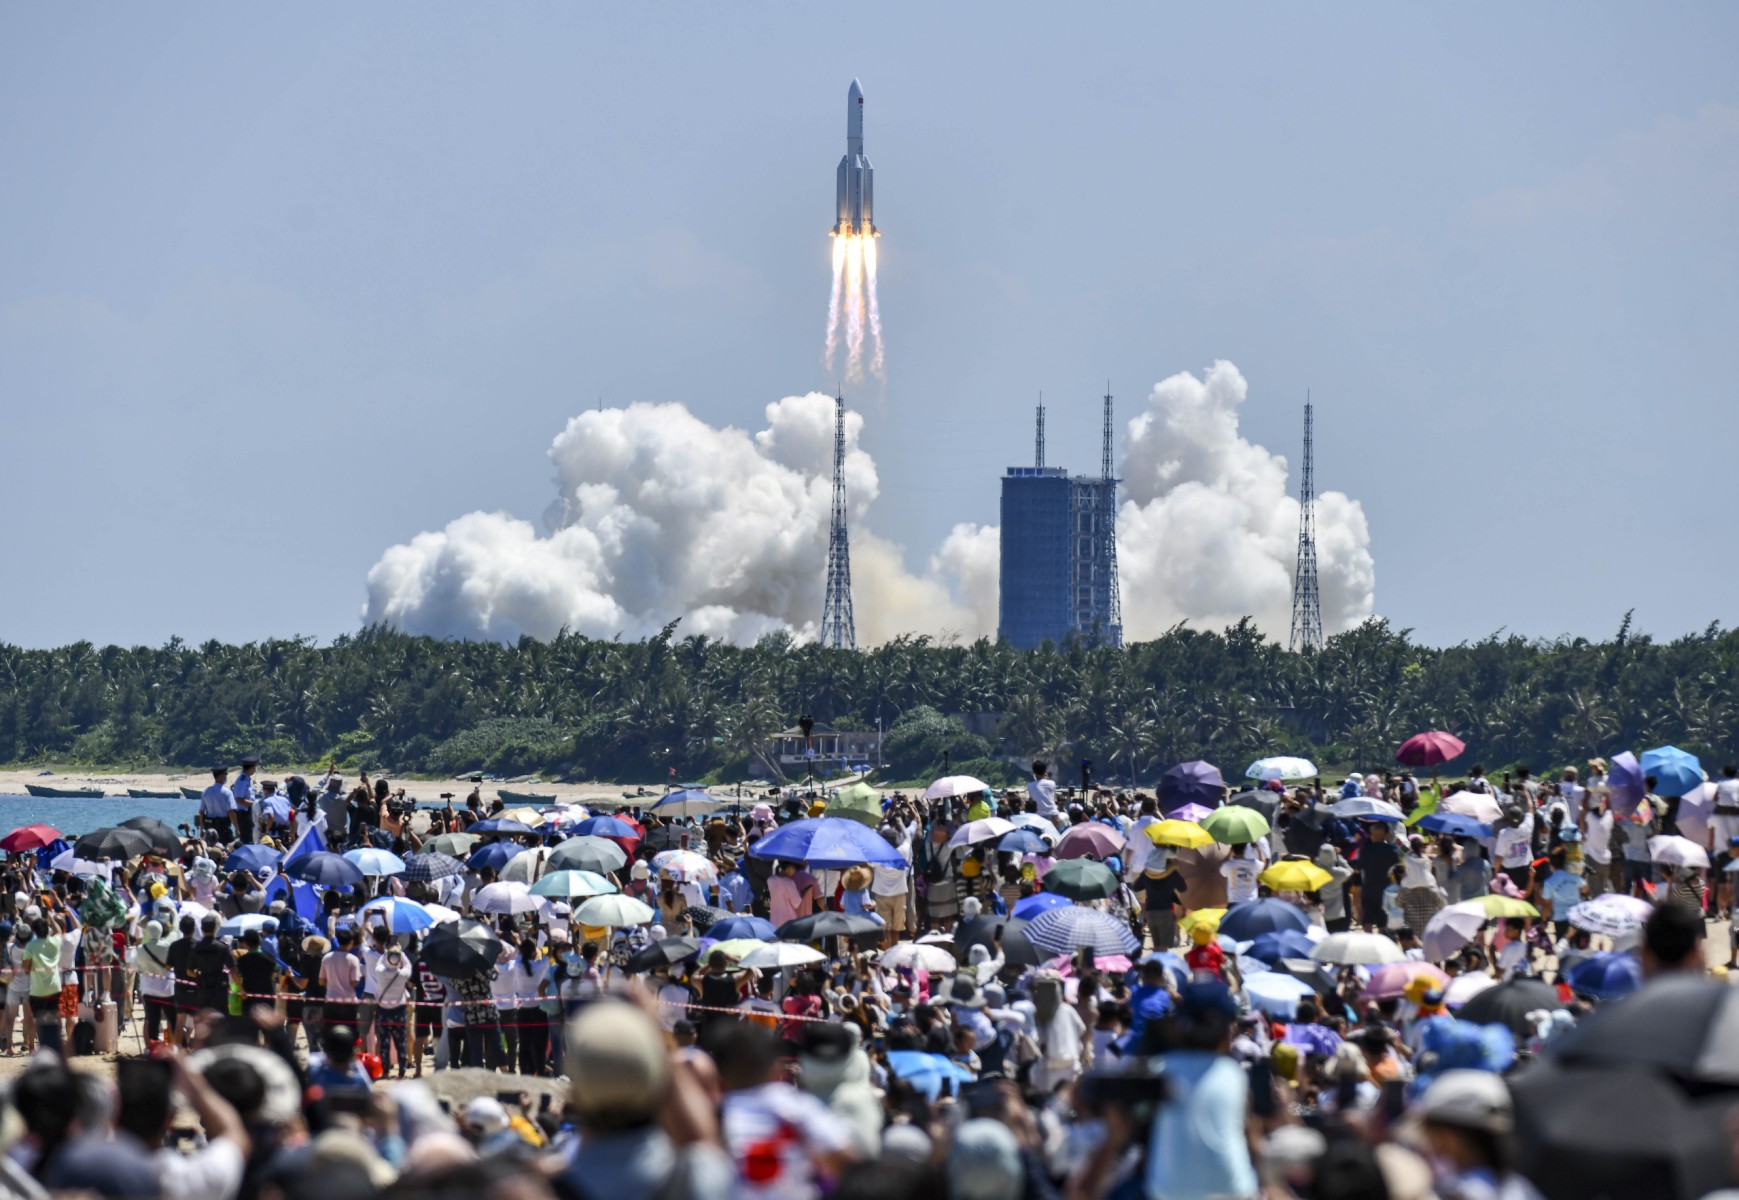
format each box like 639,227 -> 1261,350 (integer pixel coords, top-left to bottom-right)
1102,383 -> 1122,645
1035,395 -> 1046,468
1289,397 -> 1323,653
820,392 -> 856,650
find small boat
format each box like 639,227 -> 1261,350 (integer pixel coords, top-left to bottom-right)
128,788 -> 181,799
180,787 -> 205,799
24,784 -> 106,799
497,789 -> 557,805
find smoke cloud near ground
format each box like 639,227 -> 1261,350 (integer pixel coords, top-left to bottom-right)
364,362 -> 1374,646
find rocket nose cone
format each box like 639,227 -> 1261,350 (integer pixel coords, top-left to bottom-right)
848,78 -> 863,100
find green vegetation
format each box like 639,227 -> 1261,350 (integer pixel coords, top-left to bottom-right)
0,612 -> 1732,784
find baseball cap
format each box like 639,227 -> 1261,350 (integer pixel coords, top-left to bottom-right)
1411,1069 -> 1514,1133
564,1000 -> 669,1121
462,1097 -> 509,1135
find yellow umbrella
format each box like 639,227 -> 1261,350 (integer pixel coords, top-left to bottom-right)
500,807 -> 543,826
1260,861 -> 1334,892
1459,895 -> 1539,919
706,938 -> 766,963
1147,819 -> 1215,850
1180,908 -> 1227,939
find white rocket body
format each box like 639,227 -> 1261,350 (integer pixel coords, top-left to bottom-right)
833,78 -> 876,236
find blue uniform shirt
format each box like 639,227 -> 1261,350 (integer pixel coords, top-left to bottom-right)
200,784 -> 236,818
232,774 -> 256,805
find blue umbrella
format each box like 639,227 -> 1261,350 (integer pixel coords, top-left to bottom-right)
572,816 -> 641,840
1564,951 -> 1644,1001
1246,972 -> 1317,1019
224,844 -> 281,873
1218,898 -> 1310,941
998,829 -> 1052,854
218,912 -> 277,938
1245,929 -> 1318,965
748,817 -> 909,869
468,818 -> 538,835
1608,752 -> 1647,817
399,852 -> 466,882
707,916 -> 777,941
1418,812 -> 1493,839
1012,891 -> 1072,920
468,842 -> 522,872
1639,745 -> 1703,798
284,851 -> 364,888
1158,760 -> 1227,813
360,897 -> 439,933
885,1050 -> 975,1100
344,847 -> 408,877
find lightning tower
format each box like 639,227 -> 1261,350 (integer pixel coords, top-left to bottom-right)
1102,384 -> 1122,646
1289,398 -> 1324,653
820,392 -> 856,650
1035,395 -> 1046,468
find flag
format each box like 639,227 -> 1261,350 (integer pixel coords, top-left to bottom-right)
282,812 -> 328,866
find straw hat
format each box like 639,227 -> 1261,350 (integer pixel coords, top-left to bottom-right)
841,865 -> 873,891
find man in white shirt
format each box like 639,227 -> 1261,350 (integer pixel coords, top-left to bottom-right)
870,823 -> 912,947
1219,845 -> 1261,904
1712,765 -> 1739,849
718,1025 -> 857,1200
1028,760 -> 1059,821
1494,806 -> 1536,892
1583,807 -> 1615,896
1556,768 -> 1589,831
1125,798 -> 1161,879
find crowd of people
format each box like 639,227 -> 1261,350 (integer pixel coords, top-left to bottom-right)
0,748 -> 1734,1200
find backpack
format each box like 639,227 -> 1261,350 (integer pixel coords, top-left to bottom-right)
72,1019 -> 97,1057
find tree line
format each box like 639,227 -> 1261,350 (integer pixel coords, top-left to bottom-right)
0,613 -> 1733,787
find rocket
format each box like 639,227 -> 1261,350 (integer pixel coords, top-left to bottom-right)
832,78 -> 876,237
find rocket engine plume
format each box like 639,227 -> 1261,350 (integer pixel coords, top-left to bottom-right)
824,79 -> 883,381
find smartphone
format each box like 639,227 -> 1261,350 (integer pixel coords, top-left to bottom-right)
1380,1078 -> 1406,1124
1249,1060 -> 1276,1119
538,1093 -> 553,1113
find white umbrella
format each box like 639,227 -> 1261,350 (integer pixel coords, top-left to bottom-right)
1439,791 -> 1504,824
878,942 -> 958,973
471,881 -> 544,915
1422,903 -> 1488,962
499,849 -> 549,884
1443,972 -> 1496,1008
916,930 -> 955,945
423,903 -> 463,925
1328,798 -> 1405,822
946,818 -> 1017,849
1649,835 -> 1710,868
924,775 -> 992,801
218,912 -> 276,938
1245,756 -> 1318,782
1310,931 -> 1405,966
738,943 -> 826,971
1676,782 -> 1716,846
1245,972 -> 1316,1018
1009,814 -> 1061,840
1566,893 -> 1652,937
575,894 -> 657,928
48,848 -> 112,878
648,790 -> 720,818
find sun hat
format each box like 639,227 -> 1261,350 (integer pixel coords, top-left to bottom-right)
564,999 -> 669,1120
1410,1069 -> 1514,1133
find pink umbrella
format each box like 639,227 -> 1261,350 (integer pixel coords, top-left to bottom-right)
1052,954 -> 1132,977
1396,731 -> 1466,767
1362,961 -> 1449,1000
1053,822 -> 1126,860
1171,803 -> 1214,823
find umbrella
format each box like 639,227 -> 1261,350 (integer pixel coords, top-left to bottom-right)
1443,972 -> 1496,1008
1258,860 -> 1333,892
1246,930 -> 1317,964
1053,823 -> 1126,860
1676,781 -> 1717,846
1311,932 -> 1405,966
1422,903 -> 1488,962
1607,751 -> 1647,817
1179,908 -> 1227,940
500,849 -> 550,884
542,804 -> 591,829
343,848 -> 407,877
708,915 -> 777,941
653,849 -> 718,883
1168,802 -> 1212,822
1454,895 -> 1540,919
648,789 -> 720,818
1563,952 -> 1643,1001
285,851 -> 364,888
1012,892 -> 1071,920
218,913 -> 276,938
548,835 -> 629,875
825,782 -> 883,827
738,943 -> 826,971
885,1050 -> 975,1100
923,775 -> 991,801
626,936 -> 703,974
748,818 -> 909,869
1457,976 -> 1562,1035
48,849 -> 110,877
223,844 -> 281,874
574,894 -> 656,927
1010,815 -> 1061,840
572,815 -> 643,845
472,882 -> 544,915
998,829 -> 1052,854
1218,898 -> 1309,941
1022,906 -> 1140,957
1512,1061 -> 1739,1200
1417,812 -> 1492,839
1327,798 -> 1405,822
947,818 -> 1017,849
1146,820 -> 1215,850
400,852 -> 466,882
1439,791 -> 1504,824
118,817 -> 183,857
467,843 -> 522,872
1649,835 -> 1710,868
1228,790 -> 1280,821
418,919 -> 504,977
1567,893 -> 1653,938
426,832 -> 480,857
359,897 -> 438,933
879,942 -> 958,973
0,824 -> 63,854
1158,761 -> 1227,812
468,818 -> 537,835
1041,859 -> 1118,901
1246,756 -> 1317,781
776,912 -> 884,942
1362,962 -> 1448,1000
682,905 -> 730,932
1200,807 -> 1270,845
73,827 -> 154,862
1395,731 -> 1466,767
529,869 -> 617,899
1549,974 -> 1739,1085
497,808 -> 545,826
1640,745 -> 1704,798
1172,843 -> 1232,909
1244,972 -> 1317,1019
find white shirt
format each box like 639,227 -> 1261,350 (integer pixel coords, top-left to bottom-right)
1495,814 -> 1534,869
1557,783 -> 1588,824
1125,815 -> 1160,877
1717,780 -> 1739,813
1220,850 -> 1261,904
1584,812 -> 1613,864
872,831 -> 912,896
368,951 -> 412,1007
1028,778 -> 1059,820
721,1082 -> 852,1200
157,1138 -> 245,1200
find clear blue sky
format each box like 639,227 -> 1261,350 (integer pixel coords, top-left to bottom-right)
3,5 -> 1735,649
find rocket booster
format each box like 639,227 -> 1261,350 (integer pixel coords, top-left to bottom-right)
832,78 -> 876,237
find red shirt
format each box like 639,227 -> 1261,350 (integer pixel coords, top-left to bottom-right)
1185,941 -> 1227,982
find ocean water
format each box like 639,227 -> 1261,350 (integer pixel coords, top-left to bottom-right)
0,795 -> 195,837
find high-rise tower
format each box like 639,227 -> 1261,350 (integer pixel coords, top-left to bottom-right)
1035,395 -> 1046,469
1289,398 -> 1323,653
1102,384 -> 1122,646
820,392 -> 856,650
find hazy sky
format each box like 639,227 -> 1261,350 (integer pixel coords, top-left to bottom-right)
3,5 -> 1736,650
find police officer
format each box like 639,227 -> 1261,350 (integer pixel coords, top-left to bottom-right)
233,754 -> 260,843
201,766 -> 237,843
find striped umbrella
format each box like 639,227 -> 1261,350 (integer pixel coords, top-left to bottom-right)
1022,906 -> 1140,958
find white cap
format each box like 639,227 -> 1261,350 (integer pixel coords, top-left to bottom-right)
1411,1070 -> 1513,1133
462,1096 -> 509,1134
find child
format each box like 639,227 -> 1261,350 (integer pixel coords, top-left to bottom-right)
1185,922 -> 1227,983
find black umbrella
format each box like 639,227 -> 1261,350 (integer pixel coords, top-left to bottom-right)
1274,957 -> 1335,995
1229,790 -> 1280,821
953,914 -> 1010,958
1549,975 -> 1739,1086
1511,1061 -> 1739,1200
681,905 -> 730,933
627,936 -> 703,974
73,827 -> 154,863
418,919 -> 504,978
776,912 -> 884,942
998,917 -> 1047,969
117,816 -> 182,857
1043,860 -> 1118,901
1456,975 -> 1563,1035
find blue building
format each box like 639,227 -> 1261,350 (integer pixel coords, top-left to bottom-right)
998,463 -> 1122,650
